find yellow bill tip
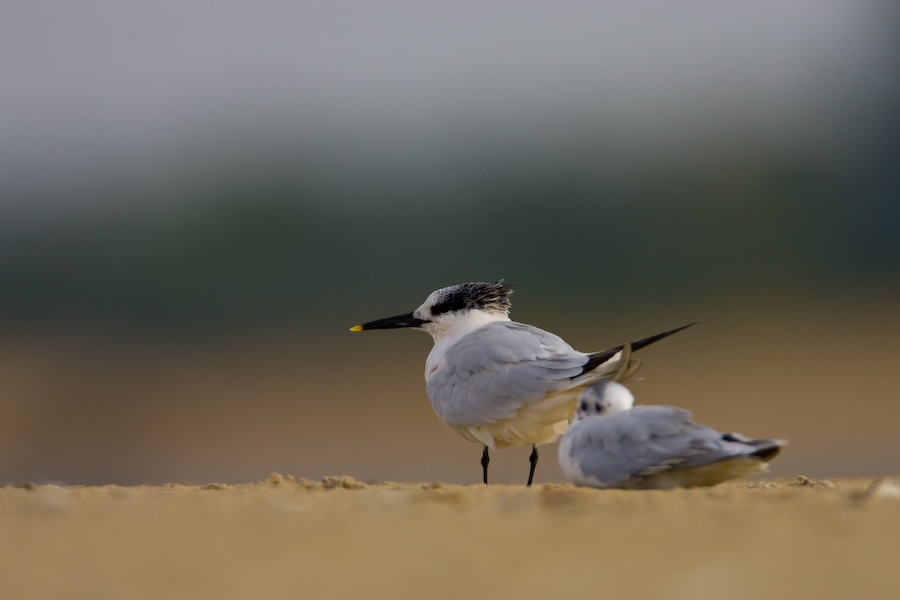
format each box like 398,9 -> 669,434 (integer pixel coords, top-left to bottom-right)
349,324 -> 364,332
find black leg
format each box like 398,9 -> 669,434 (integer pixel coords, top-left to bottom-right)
527,444 -> 539,487
481,445 -> 490,485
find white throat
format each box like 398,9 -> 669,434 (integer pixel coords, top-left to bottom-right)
423,309 -> 510,380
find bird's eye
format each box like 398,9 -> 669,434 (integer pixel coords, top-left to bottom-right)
579,401 -> 588,411
595,403 -> 603,412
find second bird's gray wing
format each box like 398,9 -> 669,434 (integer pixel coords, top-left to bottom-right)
426,322 -> 590,427
565,406 -> 755,485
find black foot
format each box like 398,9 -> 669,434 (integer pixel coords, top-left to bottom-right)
481,445 -> 490,485
527,444 -> 539,487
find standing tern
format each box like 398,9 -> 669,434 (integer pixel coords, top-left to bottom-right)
558,379 -> 786,489
350,281 -> 697,485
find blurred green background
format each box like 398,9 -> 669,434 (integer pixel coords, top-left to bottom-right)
1,1 -> 898,486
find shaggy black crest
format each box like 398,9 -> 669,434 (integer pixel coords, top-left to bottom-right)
429,281 -> 513,317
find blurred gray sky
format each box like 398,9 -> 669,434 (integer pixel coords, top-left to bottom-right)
2,0 -> 897,219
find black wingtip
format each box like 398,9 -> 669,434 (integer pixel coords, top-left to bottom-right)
575,321 -> 701,378
722,434 -> 787,462
629,321 -> 702,353
751,445 -> 784,462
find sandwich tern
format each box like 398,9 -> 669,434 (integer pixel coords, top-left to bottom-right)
558,379 -> 786,489
351,281 -> 697,485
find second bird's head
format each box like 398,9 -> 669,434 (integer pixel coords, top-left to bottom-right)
351,281 -> 513,338
575,381 -> 635,419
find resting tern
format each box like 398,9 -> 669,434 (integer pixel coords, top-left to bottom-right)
558,379 -> 786,489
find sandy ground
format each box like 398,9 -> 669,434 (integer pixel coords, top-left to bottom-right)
2,475 -> 899,600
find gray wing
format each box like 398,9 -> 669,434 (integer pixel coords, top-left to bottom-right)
565,406 -> 758,484
426,322 -> 590,427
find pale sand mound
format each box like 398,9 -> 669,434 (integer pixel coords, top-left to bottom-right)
2,475 -> 899,600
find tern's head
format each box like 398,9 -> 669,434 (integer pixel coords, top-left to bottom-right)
350,281 -> 513,337
575,381 -> 635,419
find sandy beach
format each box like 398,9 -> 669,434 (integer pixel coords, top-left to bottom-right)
2,475 -> 899,599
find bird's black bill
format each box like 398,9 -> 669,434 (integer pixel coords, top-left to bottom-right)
350,312 -> 429,331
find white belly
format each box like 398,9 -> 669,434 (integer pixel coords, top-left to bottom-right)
441,387 -> 586,449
